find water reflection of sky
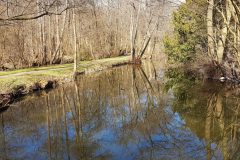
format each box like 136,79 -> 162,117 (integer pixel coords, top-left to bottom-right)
87,104 -> 220,160
0,64 -> 230,160
2,106 -> 222,160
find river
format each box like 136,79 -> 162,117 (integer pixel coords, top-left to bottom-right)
0,61 -> 239,160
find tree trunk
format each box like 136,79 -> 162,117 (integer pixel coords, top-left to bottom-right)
207,0 -> 215,60
72,8 -> 78,78
130,3 -> 141,63
216,0 -> 232,63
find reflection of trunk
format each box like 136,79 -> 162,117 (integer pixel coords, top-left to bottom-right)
1,115 -> 7,160
205,92 -> 227,159
131,65 -> 156,110
232,103 -> 240,142
146,61 -> 156,80
139,66 -> 155,108
139,67 -> 154,91
61,88 -> 70,160
75,81 -> 83,139
74,81 -> 87,157
205,93 -> 216,160
46,95 -> 52,158
214,95 -> 228,160
64,87 -> 80,142
131,66 -> 137,110
230,103 -> 240,159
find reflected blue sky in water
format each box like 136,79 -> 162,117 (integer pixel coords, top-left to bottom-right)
0,62 -> 238,160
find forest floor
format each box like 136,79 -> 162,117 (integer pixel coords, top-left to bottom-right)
0,56 -> 130,97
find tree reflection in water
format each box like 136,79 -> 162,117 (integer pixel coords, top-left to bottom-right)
166,68 -> 240,160
0,61 -> 240,160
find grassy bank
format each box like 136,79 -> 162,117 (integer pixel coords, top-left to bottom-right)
0,56 -> 130,105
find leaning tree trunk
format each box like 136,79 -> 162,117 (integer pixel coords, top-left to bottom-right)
130,3 -> 141,63
216,0 -> 232,64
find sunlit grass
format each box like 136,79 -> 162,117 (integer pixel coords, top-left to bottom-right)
0,64 -> 73,76
0,56 -> 130,94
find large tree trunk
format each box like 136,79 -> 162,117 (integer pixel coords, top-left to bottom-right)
207,0 -> 215,61
216,0 -> 232,64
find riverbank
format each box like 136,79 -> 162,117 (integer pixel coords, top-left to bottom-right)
0,56 -> 130,108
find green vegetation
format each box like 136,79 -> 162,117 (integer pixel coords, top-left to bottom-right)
0,64 -> 72,76
164,1 -> 207,63
164,0 -> 240,80
0,56 -> 130,94
164,0 -> 207,63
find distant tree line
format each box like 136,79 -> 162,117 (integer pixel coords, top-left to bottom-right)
0,0 -> 175,70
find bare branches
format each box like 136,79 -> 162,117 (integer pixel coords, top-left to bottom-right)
0,0 -> 87,22
0,0 -> 174,69
0,7 -> 68,21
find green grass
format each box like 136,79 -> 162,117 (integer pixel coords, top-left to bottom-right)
0,64 -> 72,76
0,56 -> 130,94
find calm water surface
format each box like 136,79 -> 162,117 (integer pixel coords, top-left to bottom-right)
0,61 -> 240,160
